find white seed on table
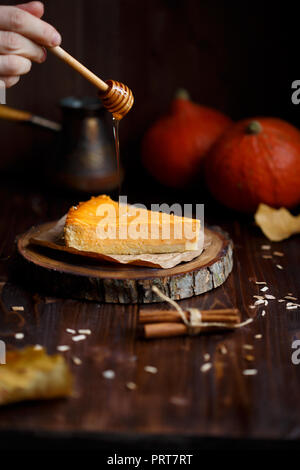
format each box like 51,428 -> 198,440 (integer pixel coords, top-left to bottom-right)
66,328 -> 76,334
72,335 -> 86,342
273,251 -> 284,257
126,382 -> 137,390
243,369 -> 258,376
254,299 -> 265,306
11,306 -> 24,311
14,332 -> 24,340
255,281 -> 267,285
254,334 -> 262,339
78,329 -> 91,335
276,264 -> 283,270
102,370 -> 115,379
265,295 -> 276,300
57,345 -> 70,352
200,363 -> 212,373
260,286 -> 269,292
72,356 -> 82,365
261,310 -> 266,316
261,245 -> 271,250
34,344 -> 43,350
243,344 -> 254,350
203,353 -> 210,361
144,365 -> 158,374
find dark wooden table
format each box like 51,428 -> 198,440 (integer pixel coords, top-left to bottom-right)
0,175 -> 299,452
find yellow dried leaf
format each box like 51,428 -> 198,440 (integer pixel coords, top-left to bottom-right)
0,346 -> 72,406
254,203 -> 300,241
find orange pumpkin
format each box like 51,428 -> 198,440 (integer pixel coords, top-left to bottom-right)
142,91 -> 232,187
205,118 -> 300,212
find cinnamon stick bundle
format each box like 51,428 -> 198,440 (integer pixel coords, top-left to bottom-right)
139,308 -> 241,339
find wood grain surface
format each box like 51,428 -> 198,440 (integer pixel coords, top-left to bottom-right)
0,177 -> 299,451
17,223 -> 233,303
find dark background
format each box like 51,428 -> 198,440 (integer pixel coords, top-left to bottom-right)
1,0 -> 299,183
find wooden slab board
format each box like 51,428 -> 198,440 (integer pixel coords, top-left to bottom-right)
16,222 -> 233,303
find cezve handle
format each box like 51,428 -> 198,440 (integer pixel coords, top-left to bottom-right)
0,104 -> 61,131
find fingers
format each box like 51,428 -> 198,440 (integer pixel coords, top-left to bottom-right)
0,31 -> 46,63
0,55 -> 31,77
0,5 -> 61,47
16,1 -> 44,19
0,75 -> 20,88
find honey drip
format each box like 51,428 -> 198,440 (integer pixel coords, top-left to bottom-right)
112,117 -> 121,196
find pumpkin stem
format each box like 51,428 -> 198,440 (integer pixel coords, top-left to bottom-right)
246,121 -> 262,135
175,88 -> 190,100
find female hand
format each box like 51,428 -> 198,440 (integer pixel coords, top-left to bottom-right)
0,1 -> 61,88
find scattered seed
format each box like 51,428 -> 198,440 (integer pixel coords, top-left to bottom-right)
255,281 -> 267,285
260,286 -> 269,292
169,396 -> 188,406
102,370 -> 115,379
286,302 -> 299,310
284,296 -> 297,301
126,382 -> 137,390
264,300 -> 269,306
33,344 -> 43,350
78,329 -> 91,335
278,299 -> 285,303
72,334 -> 86,342
253,295 -> 264,300
273,251 -> 284,257
14,332 -> 24,340
254,299 -> 265,306
255,334 -> 262,339
203,353 -> 210,361
262,255 -> 272,259
66,328 -> 76,334
144,365 -> 158,374
200,363 -> 212,373
219,345 -> 228,355
287,293 -> 293,296
276,264 -> 283,270
11,306 -> 24,311
245,355 -> 255,362
57,345 -> 70,352
265,294 -> 276,300
243,369 -> 258,376
72,356 -> 82,365
261,310 -> 266,316
243,344 -> 254,350
261,245 -> 271,250
249,305 -> 256,309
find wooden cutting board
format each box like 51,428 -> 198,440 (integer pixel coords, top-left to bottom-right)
16,222 -> 233,304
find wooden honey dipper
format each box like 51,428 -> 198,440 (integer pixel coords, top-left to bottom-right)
49,46 -> 134,119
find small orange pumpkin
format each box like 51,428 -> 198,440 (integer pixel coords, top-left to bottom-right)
142,91 -> 232,187
205,118 -> 300,212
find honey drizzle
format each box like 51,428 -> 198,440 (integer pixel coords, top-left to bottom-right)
112,117 -> 121,196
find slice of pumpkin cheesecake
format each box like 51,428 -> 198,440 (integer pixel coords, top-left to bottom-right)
64,195 -> 201,255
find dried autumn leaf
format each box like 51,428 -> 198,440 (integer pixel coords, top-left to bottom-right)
254,203 -> 300,241
0,346 -> 72,406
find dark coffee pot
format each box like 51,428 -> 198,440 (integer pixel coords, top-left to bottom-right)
54,96 -> 121,192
